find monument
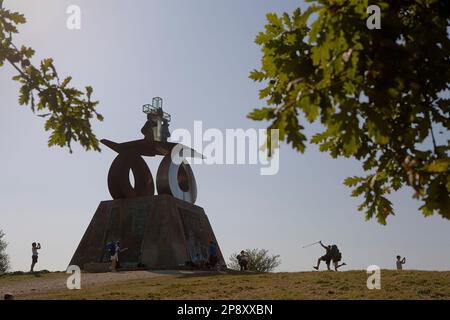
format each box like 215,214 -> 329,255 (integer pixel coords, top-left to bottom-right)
70,97 -> 225,270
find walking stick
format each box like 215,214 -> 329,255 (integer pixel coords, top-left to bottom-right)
302,241 -> 321,249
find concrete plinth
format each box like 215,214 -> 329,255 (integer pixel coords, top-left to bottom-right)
69,195 -> 224,270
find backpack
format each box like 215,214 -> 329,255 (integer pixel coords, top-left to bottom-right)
106,242 -> 116,256
330,245 -> 341,261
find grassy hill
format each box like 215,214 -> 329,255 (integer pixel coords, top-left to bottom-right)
1,270 -> 449,300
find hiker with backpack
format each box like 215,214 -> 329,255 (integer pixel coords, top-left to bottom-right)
330,245 -> 346,271
313,241 -> 332,271
107,241 -> 128,272
313,241 -> 346,271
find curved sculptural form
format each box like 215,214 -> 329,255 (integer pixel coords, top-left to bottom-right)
107,151 -> 155,199
156,153 -> 197,204
101,97 -> 202,204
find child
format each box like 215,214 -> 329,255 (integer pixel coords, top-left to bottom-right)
30,242 -> 41,272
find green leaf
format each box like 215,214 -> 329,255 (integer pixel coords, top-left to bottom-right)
247,107 -> 276,121
249,69 -> 266,82
344,176 -> 365,187
426,158 -> 450,173
61,76 -> 72,88
8,12 -> 26,24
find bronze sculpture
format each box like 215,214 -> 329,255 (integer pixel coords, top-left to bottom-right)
101,97 -> 200,203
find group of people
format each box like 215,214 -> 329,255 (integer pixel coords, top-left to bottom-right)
190,246 -> 249,272
104,240 -> 223,272
312,240 -> 407,271
313,241 -> 346,271
106,241 -> 128,272
25,240 -> 407,274
189,241 -> 221,270
30,240 -> 128,273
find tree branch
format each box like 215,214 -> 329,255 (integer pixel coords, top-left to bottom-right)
428,111 -> 438,153
5,56 -> 43,94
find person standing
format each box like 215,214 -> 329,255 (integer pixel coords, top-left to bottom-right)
110,241 -> 128,272
109,241 -> 118,272
207,241 -> 218,269
237,250 -> 249,271
30,242 -> 41,272
396,255 -> 406,270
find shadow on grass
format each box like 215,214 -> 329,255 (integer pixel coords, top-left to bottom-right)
174,269 -> 266,279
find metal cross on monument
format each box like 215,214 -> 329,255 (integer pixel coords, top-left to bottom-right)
141,97 -> 171,143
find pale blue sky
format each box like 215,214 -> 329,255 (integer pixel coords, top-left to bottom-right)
1,0 -> 449,272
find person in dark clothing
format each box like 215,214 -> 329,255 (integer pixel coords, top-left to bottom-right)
313,241 -> 346,271
237,250 -> 249,271
330,246 -> 346,271
396,255 -> 406,270
313,241 -> 332,271
207,241 -> 218,269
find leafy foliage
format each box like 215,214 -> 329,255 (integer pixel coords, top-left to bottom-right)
0,229 -> 10,274
0,0 -> 103,152
229,249 -> 281,272
249,0 -> 450,223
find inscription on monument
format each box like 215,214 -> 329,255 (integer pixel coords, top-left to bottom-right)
130,202 -> 150,236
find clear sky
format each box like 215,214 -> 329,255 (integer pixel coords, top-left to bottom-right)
1,0 -> 449,272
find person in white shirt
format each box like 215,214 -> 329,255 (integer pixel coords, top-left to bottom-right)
30,242 -> 41,272
111,241 -> 128,272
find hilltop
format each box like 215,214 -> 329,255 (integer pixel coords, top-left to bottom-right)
1,269 -> 449,300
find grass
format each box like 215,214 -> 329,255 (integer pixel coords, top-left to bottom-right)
0,270 -> 64,284
1,270 -> 449,300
